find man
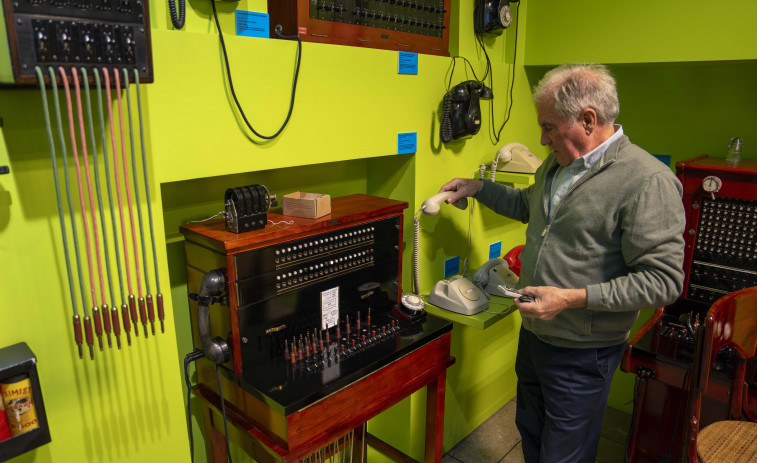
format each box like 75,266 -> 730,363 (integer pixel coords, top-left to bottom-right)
440,63 -> 685,462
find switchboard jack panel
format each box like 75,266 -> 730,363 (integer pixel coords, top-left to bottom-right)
0,0 -> 152,84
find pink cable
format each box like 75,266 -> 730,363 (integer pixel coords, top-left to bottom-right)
113,69 -> 143,298
103,68 -> 133,295
59,67 -> 97,307
72,68 -> 106,307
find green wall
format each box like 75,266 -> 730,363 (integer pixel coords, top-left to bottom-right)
2,0 -> 756,462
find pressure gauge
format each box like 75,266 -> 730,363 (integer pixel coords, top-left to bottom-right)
702,176 -> 722,194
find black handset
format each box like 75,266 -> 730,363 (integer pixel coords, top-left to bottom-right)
192,269 -> 230,365
474,0 -> 518,36
440,80 -> 493,143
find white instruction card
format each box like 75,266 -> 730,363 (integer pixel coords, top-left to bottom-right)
321,287 -> 339,330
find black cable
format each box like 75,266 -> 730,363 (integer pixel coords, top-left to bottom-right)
216,365 -> 233,463
478,1 -> 519,144
445,56 -> 483,92
184,349 -> 206,463
169,0 -> 185,29
209,0 -> 302,140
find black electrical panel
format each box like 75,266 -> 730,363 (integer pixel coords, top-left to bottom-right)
1,0 -> 152,84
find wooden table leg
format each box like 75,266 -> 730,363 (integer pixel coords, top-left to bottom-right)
424,371 -> 447,463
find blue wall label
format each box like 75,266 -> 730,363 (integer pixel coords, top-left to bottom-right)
397,132 -> 417,154
398,52 -> 419,75
489,241 -> 502,260
236,11 -> 270,38
444,256 -> 460,279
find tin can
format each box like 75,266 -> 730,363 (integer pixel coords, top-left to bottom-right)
1,374 -> 39,436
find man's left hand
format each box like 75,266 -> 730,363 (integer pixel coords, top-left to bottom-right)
514,286 -> 587,320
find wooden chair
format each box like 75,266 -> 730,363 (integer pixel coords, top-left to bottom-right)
683,286 -> 757,462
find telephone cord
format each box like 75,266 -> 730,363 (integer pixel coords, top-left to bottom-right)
36,66 -> 77,317
72,67 -> 111,348
134,69 -> 165,331
168,0 -> 185,29
216,365 -> 233,463
209,0 -> 301,141
413,212 -> 421,295
96,68 -> 132,344
36,66 -> 83,357
440,92 -> 452,143
55,66 -> 94,357
113,69 -> 144,305
123,68 -> 156,335
72,68 -> 108,315
59,67 -> 98,318
122,69 -> 151,298
489,2 -> 519,144
82,67 -> 118,347
104,67 -> 139,337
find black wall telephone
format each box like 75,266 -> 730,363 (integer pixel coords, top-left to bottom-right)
440,80 -> 493,143
474,0 -> 519,36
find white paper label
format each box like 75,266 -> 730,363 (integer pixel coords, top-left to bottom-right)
321,287 -> 339,330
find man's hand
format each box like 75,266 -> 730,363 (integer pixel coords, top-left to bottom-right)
439,178 -> 483,204
514,286 -> 587,320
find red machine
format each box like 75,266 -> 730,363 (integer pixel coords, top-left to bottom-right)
622,156 -> 757,462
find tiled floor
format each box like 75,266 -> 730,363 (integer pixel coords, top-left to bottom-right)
442,399 -> 632,463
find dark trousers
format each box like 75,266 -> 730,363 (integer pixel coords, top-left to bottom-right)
515,327 -> 626,463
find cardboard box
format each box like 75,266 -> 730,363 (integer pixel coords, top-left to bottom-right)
282,192 -> 331,219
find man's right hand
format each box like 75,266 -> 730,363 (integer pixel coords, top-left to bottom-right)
439,178 -> 483,204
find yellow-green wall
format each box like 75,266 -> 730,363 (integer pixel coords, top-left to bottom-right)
1,0 -> 756,462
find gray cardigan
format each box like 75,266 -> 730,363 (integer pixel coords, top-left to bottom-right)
476,135 -> 685,348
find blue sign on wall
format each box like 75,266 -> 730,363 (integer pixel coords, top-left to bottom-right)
398,132 -> 417,154
398,51 -> 419,75
236,11 -> 270,38
444,256 -> 460,278
489,241 -> 502,260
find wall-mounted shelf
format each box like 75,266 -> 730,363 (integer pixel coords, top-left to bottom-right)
423,295 -> 517,330
492,172 -> 535,188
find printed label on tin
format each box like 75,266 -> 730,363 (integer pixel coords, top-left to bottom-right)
1,378 -> 39,436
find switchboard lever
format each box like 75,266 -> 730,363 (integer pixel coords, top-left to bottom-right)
73,314 -> 83,359
111,305 -> 122,349
93,306 -> 104,351
357,310 -> 361,331
121,303 -> 132,346
346,315 -> 351,335
367,307 -> 371,326
84,315 -> 95,360
129,294 -> 139,336
138,295 -> 148,338
146,294 -> 155,335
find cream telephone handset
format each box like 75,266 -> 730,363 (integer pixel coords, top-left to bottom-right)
420,191 -> 468,215
491,142 -> 542,177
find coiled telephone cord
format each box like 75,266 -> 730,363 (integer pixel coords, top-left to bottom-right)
413,212 -> 421,294
440,92 -> 453,143
169,0 -> 185,29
